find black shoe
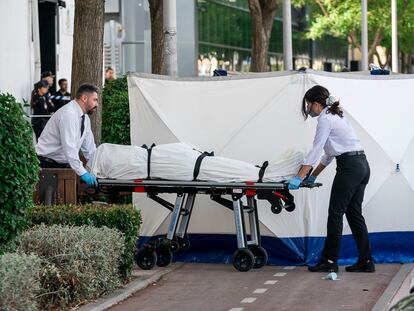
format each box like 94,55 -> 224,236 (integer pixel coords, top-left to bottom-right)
308,259 -> 338,272
345,259 -> 375,272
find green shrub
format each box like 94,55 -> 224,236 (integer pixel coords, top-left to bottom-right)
0,93 -> 40,251
102,77 -> 130,144
17,224 -> 124,310
0,252 -> 42,311
27,204 -> 141,280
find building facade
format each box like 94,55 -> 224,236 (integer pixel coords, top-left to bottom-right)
197,0 -> 348,75
0,0 -> 351,104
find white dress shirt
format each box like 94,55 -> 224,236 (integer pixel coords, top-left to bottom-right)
36,100 -> 96,176
304,108 -> 363,167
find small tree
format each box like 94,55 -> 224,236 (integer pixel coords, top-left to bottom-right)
149,0 -> 165,74
248,0 -> 279,72
0,93 -> 39,250
71,0 -> 105,143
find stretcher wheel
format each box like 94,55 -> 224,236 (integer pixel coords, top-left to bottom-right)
178,238 -> 191,251
156,246 -> 173,267
232,249 -> 255,272
284,203 -> 295,212
170,240 -> 180,253
271,204 -> 282,214
84,186 -> 98,196
135,248 -> 157,270
249,246 -> 268,269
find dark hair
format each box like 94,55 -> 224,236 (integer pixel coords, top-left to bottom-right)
58,78 -> 67,86
106,67 -> 113,72
30,89 -> 38,108
301,85 -> 343,120
31,80 -> 49,108
75,83 -> 99,99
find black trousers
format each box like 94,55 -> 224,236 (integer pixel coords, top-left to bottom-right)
322,154 -> 372,262
38,156 -> 70,169
32,118 -> 48,141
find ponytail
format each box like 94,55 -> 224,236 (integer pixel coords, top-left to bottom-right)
30,90 -> 37,108
327,101 -> 343,118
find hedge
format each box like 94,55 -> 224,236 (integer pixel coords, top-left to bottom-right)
0,253 -> 42,311
102,77 -> 130,145
17,224 -> 124,310
0,93 -> 39,250
27,204 -> 141,281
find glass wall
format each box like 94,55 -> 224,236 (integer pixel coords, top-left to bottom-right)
197,0 -> 347,75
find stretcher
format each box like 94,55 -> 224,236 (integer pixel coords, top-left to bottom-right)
97,178 -> 320,272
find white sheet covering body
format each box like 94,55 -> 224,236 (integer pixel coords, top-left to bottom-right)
87,142 -> 303,182
87,143 -> 147,179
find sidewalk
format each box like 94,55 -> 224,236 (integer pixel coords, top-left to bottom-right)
379,264 -> 414,310
78,263 -> 413,311
76,263 -> 183,311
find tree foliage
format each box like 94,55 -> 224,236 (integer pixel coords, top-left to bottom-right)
293,0 -> 414,70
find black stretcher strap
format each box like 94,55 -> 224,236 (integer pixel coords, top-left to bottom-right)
193,151 -> 214,181
256,161 -> 269,183
142,143 -> 156,179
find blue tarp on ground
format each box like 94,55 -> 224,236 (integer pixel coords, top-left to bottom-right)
139,232 -> 414,265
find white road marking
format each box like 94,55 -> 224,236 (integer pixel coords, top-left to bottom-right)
283,266 -> 296,270
264,280 -> 278,285
253,288 -> 268,294
274,272 -> 287,277
229,308 -> 244,311
241,298 -> 257,303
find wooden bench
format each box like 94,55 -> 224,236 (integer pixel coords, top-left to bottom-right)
33,168 -> 79,205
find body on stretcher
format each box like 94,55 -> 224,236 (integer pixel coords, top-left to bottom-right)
87,142 -> 319,271
95,178 -> 321,272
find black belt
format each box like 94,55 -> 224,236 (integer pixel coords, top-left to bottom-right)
38,156 -> 58,163
336,150 -> 365,159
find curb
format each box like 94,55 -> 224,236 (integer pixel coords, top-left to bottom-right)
77,263 -> 184,311
371,263 -> 413,311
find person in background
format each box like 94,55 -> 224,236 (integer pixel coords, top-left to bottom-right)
31,80 -> 55,141
105,67 -> 115,84
41,70 -> 54,88
52,78 -> 71,111
41,70 -> 55,101
36,83 -> 99,187
287,85 -> 374,273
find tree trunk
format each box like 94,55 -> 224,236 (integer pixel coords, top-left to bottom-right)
149,0 -> 164,74
401,52 -> 412,74
248,0 -> 278,72
71,0 -> 105,144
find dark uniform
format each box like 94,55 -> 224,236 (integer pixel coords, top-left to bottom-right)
52,90 -> 71,111
31,94 -> 55,140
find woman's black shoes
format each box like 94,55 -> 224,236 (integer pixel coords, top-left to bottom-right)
309,258 -> 375,272
308,259 -> 338,272
345,259 -> 375,272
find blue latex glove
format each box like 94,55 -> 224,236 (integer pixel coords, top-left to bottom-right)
81,172 -> 97,187
287,176 -> 302,190
304,175 -> 317,184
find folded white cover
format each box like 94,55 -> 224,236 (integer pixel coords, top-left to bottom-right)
87,142 -> 303,182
